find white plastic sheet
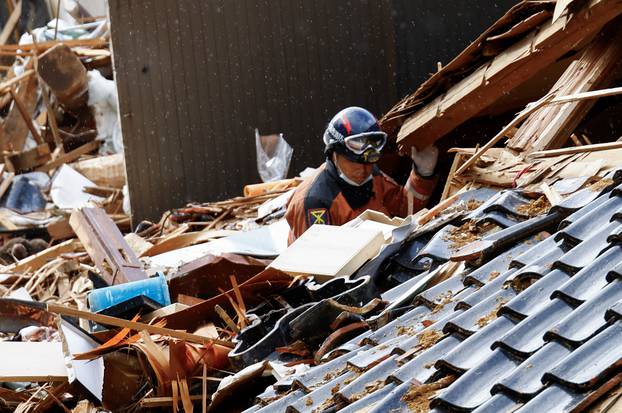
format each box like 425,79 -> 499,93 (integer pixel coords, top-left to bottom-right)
255,129 -> 293,182
50,165 -> 104,209
87,70 -> 124,154
149,219 -> 290,270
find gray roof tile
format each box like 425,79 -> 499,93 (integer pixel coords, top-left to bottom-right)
433,349 -> 520,411
545,280 -> 622,346
544,321 -> 622,391
250,183 -> 622,413
494,298 -> 574,357
492,341 -> 571,399
437,316 -> 515,373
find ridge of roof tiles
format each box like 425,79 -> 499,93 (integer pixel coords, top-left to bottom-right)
247,176 -> 622,413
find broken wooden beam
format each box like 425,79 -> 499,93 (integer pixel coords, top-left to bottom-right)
0,69 -> 34,94
35,139 -> 101,173
47,303 -> 233,347
0,66 -> 38,152
37,44 -> 89,110
0,38 -> 108,53
0,0 -> 22,46
5,143 -> 51,173
396,0 -> 622,150
8,88 -> 44,145
528,141 -> 622,158
69,207 -> 148,285
507,24 -> 622,152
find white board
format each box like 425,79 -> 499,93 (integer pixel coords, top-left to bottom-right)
269,224 -> 384,280
149,219 -> 290,270
0,342 -> 67,381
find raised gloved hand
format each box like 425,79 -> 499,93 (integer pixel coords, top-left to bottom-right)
411,145 -> 439,177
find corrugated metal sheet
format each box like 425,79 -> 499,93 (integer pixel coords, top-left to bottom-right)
109,0 -> 514,222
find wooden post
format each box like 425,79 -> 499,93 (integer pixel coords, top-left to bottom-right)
37,44 -> 89,110
69,207 -> 148,285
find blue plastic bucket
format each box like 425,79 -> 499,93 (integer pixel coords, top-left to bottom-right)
88,272 -> 171,313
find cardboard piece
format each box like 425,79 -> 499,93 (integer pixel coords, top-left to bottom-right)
149,219 -> 289,270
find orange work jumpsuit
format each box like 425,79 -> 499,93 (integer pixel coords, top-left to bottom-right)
285,159 -> 436,244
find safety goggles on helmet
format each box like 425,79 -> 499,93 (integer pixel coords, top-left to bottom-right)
344,132 -> 387,155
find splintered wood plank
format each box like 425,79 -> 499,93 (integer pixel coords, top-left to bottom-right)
0,0 -> 21,45
35,139 -> 101,173
0,67 -> 38,152
0,38 -> 108,52
508,24 -> 622,152
0,342 -> 67,382
69,207 -> 148,284
454,93 -> 555,176
397,0 -> 622,150
553,0 -> 575,24
441,153 -> 463,201
8,88 -> 43,144
0,69 -> 34,93
47,303 -> 232,347
528,141 -> 622,158
5,238 -> 81,273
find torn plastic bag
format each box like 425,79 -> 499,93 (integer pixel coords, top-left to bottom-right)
4,175 -> 46,213
255,129 -> 293,182
88,70 -> 124,154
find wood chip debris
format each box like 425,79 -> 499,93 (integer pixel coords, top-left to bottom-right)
516,196 -> 551,217
488,271 -> 501,281
432,291 -> 453,313
443,221 -> 486,250
417,329 -> 444,350
397,325 -> 416,336
476,299 -> 508,328
589,178 -> 614,192
401,375 -> 457,413
465,199 -> 484,210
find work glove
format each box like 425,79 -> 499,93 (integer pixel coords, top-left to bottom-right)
411,145 -> 439,177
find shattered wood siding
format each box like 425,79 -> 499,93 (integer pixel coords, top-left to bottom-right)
109,0 -> 513,222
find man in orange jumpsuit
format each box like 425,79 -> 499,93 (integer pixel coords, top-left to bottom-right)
285,106 -> 438,243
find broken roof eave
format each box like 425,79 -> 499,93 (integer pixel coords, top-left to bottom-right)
391,0 -> 622,151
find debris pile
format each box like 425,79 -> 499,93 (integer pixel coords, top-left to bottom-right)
3,1 -> 622,413
0,6 -> 127,260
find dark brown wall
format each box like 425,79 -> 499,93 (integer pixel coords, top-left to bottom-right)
109,0 -> 515,222
109,0 -> 397,222
392,0 -> 519,97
